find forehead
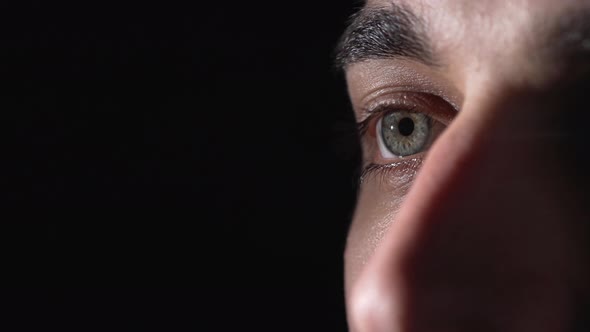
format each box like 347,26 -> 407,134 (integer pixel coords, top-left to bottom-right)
357,0 -> 590,90
365,0 -> 586,43
367,0 -> 585,17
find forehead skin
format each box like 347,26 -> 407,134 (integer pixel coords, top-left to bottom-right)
359,0 -> 588,92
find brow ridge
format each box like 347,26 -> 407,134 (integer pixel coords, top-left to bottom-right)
335,4 -> 433,70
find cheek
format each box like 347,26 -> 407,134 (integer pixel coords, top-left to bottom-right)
344,169 -> 417,295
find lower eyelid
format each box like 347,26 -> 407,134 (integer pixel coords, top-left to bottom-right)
361,157 -> 424,189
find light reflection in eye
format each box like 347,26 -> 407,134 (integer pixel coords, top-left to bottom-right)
357,92 -> 455,178
377,111 -> 431,158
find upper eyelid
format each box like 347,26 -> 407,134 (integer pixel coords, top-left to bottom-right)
359,98 -> 419,120
356,92 -> 456,135
357,90 -> 424,120
360,90 -> 456,116
345,57 -> 465,119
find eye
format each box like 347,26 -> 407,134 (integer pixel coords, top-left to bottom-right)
377,111 -> 431,158
356,92 -> 456,177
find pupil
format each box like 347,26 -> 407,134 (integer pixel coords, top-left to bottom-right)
398,117 -> 414,136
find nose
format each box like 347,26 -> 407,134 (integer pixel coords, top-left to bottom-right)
347,85 -> 584,332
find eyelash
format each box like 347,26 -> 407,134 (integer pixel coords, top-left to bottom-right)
359,158 -> 423,183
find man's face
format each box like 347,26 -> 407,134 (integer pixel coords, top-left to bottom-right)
340,0 -> 590,331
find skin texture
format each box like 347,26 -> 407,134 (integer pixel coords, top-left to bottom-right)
343,0 -> 590,331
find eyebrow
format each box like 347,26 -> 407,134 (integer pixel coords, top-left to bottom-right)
334,4 -> 433,70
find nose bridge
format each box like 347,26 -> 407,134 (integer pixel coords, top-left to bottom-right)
384,82 -> 547,269
348,85 -> 579,332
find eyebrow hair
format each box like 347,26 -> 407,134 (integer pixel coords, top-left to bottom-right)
334,4 -> 433,70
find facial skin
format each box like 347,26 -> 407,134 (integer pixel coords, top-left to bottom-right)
339,1 -> 590,331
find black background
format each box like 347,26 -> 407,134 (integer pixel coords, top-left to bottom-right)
5,0 -> 362,331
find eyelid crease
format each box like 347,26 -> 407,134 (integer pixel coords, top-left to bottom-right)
358,91 -> 426,120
